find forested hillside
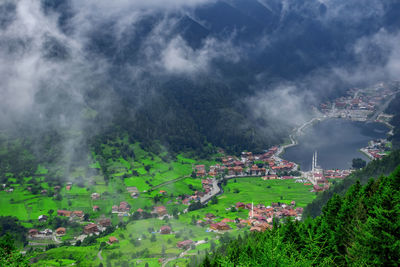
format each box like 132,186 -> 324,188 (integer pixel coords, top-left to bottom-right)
3,0 -> 400,165
303,149 -> 400,218
203,165 -> 400,266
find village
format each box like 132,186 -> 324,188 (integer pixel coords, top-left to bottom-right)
318,81 -> 400,122
5,81 -> 398,266
23,81 -> 399,254
360,138 -> 391,160
24,145 -> 319,250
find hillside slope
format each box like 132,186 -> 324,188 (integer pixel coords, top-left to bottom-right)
203,163 -> 400,266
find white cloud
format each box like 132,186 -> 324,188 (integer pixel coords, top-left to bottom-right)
247,84 -> 315,128
158,36 -> 240,74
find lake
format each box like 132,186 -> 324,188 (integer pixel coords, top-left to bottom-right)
282,119 -> 389,170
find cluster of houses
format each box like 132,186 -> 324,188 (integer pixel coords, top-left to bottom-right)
172,179 -> 217,206
57,210 -> 85,220
193,201 -> 304,233
242,201 -> 303,232
194,148 -> 298,179
28,227 -> 65,238
112,202 -> 131,215
324,169 -> 352,179
312,183 -> 330,192
361,139 -> 390,160
194,213 -> 231,231
320,82 -> 399,121
28,217 -> 113,241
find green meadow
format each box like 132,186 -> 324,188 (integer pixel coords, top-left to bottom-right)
1,137 -> 318,266
179,178 -> 316,223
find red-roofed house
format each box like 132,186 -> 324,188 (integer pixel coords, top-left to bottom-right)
153,206 -> 167,216
233,166 -> 243,175
196,169 -> 206,177
72,211 -> 84,218
84,223 -> 99,234
56,227 -> 66,235
29,229 -> 39,237
195,165 -> 205,171
177,240 -> 194,249
160,226 -> 172,234
236,202 -> 245,209
251,165 -> 259,175
57,210 -> 71,217
108,236 -> 119,244
210,222 -> 231,231
98,218 -> 112,227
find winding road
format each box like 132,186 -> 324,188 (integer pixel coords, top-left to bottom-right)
200,179 -> 220,204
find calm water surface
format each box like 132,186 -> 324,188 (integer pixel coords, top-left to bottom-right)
283,119 -> 389,171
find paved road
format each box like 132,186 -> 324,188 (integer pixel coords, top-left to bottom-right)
200,179 -> 220,204
278,116 -> 324,156
371,92 -> 398,121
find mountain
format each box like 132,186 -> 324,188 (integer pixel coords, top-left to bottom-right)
1,0 -> 400,173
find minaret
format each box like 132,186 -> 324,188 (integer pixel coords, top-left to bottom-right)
315,151 -> 318,169
311,153 -> 314,172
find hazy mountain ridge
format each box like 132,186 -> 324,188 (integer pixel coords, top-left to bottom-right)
1,0 -> 400,169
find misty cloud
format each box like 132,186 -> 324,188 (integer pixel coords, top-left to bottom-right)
320,0 -> 385,22
247,84 -> 316,128
158,36 -> 240,74
354,29 -> 400,80
1,0 -> 400,158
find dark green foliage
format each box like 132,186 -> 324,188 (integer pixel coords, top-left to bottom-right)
203,165 -> 400,266
304,150 -> 400,218
188,202 -> 206,211
0,216 -> 27,246
352,158 -> 366,169
0,234 -> 29,267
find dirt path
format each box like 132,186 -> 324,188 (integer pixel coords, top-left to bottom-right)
150,175 -> 189,191
162,240 -> 206,267
97,250 -> 103,261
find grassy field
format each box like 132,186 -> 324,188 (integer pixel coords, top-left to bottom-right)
179,178 -> 316,223
1,137 -> 319,266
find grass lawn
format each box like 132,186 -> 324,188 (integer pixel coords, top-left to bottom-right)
39,217 -> 220,266
95,218 -> 218,263
180,178 -> 316,223
222,178 -> 316,207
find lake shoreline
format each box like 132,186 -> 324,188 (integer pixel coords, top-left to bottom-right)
281,118 -> 390,171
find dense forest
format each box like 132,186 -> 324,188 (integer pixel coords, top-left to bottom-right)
203,165 -> 400,266
303,149 -> 400,218
0,217 -> 28,266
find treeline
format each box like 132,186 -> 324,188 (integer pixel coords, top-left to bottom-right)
303,149 -> 400,218
110,75 -> 286,156
202,165 -> 400,266
0,234 -> 29,267
0,216 -> 27,247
